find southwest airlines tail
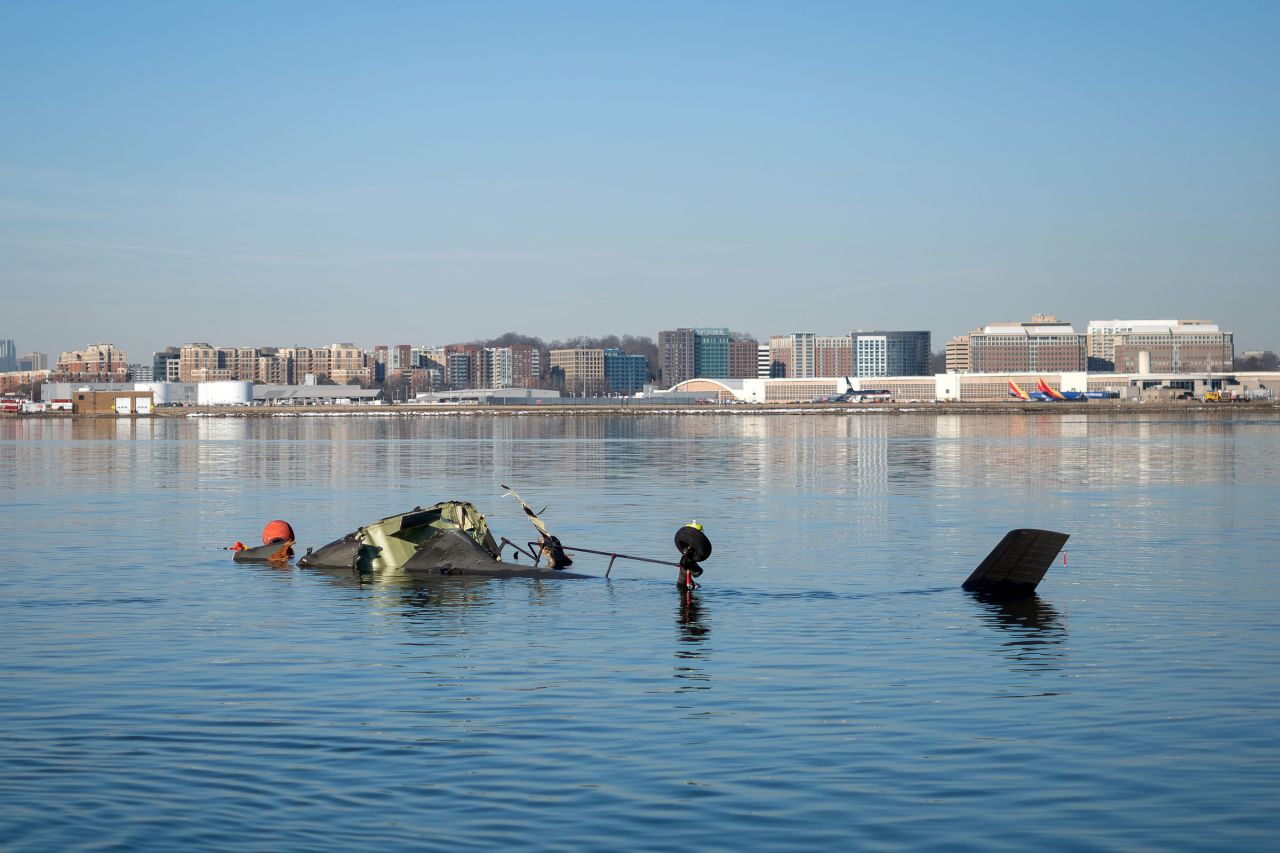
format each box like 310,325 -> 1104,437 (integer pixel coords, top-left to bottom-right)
1036,378 -> 1067,400
1008,380 -> 1030,400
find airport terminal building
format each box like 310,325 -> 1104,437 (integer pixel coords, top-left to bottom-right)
669,371 -> 1278,403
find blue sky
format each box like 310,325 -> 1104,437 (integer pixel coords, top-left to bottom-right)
2,1 -> 1277,359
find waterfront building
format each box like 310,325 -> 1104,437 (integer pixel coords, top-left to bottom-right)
278,346 -> 327,384
177,344 -> 279,383
127,363 -> 154,381
256,355 -> 287,385
604,348 -> 647,393
851,330 -> 931,378
446,352 -> 472,387
659,327 -> 733,384
415,346 -> 446,370
0,368 -> 52,393
390,344 -> 413,374
327,343 -> 369,384
509,345 -> 540,388
945,335 -> 971,373
372,344 -> 415,383
0,340 -> 15,372
756,344 -> 772,378
692,327 -> 729,379
768,333 -> 817,378
967,315 -> 1086,374
667,369 -> 1278,404
152,349 -> 179,383
483,344 -> 539,388
18,352 -> 47,372
728,339 -> 759,379
54,343 -> 129,383
658,329 -> 696,386
550,347 -> 606,394
438,343 -> 538,388
178,343 -> 223,381
815,335 -> 853,377
1087,319 -> 1233,373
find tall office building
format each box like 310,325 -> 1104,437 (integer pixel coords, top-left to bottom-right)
851,330 -> 931,377
757,344 -> 772,378
657,329 -> 695,386
768,333 -> 817,378
967,315 -> 1085,374
550,348 -> 606,394
658,327 -> 736,386
728,339 -> 759,379
1087,319 -> 1233,373
604,348 -> 647,393
815,336 -> 853,377
0,339 -> 16,372
18,352 -> 47,372
944,336 -> 971,373
692,327 -> 729,379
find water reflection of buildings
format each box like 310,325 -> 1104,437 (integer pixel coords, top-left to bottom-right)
931,414 -> 1250,531
39,412 -> 1252,500
10,413 -> 1258,542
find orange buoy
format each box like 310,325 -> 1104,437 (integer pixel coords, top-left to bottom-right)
262,520 -> 295,545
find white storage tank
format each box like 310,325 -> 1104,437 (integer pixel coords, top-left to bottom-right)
198,381 -> 253,406
134,382 -> 172,405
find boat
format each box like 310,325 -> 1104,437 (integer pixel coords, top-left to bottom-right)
234,486 -> 713,586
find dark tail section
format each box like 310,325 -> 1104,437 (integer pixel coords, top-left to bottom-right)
962,529 -> 1069,596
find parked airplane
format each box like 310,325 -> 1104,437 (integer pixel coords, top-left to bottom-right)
1011,377 -> 1112,402
1038,378 -> 1098,401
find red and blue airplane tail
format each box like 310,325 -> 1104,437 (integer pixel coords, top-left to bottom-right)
1036,378 -> 1067,401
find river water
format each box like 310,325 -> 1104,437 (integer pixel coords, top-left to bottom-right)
2,413 -> 1278,851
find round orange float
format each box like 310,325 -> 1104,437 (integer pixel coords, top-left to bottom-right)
262,520 -> 295,545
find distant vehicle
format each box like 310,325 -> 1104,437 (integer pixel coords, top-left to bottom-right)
1204,391 -> 1221,402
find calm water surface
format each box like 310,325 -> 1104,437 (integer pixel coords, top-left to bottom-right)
2,413 -> 1278,851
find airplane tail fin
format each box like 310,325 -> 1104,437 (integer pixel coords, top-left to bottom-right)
1008,380 -> 1030,400
1037,378 -> 1066,400
962,529 -> 1069,596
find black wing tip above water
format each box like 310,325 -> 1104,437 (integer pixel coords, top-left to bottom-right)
962,529 -> 1070,596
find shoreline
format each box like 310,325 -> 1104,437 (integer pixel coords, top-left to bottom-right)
8,401 -> 1278,419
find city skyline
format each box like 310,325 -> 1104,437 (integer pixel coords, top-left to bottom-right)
2,3 -> 1278,358
1,310 -> 1264,371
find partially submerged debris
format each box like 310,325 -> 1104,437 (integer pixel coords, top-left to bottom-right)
961,529 -> 1070,597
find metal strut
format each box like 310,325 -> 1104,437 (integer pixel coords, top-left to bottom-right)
551,544 -> 680,578
497,537 -> 679,576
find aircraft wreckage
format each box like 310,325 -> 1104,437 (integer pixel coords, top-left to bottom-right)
231,485 -> 713,588
231,486 -> 1067,596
